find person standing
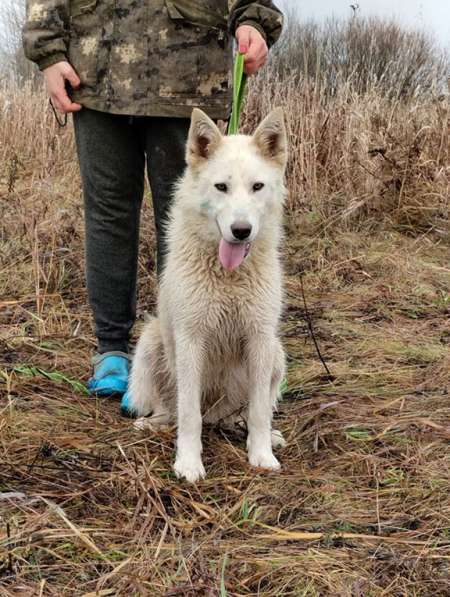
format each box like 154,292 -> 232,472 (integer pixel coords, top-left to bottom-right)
23,0 -> 283,407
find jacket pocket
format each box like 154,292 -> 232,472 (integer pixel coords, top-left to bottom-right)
70,0 -> 97,18
164,0 -> 228,30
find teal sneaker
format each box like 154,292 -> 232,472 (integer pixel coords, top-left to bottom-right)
87,351 -> 130,397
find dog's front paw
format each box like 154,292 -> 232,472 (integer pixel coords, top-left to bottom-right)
248,450 -> 281,471
174,453 -> 206,483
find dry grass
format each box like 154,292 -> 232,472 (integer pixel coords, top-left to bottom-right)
1,71 -> 449,596
270,15 -> 448,100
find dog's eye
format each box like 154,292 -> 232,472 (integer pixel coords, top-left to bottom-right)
253,182 -> 265,192
215,183 -> 228,193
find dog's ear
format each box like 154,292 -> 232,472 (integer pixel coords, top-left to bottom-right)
253,107 -> 288,169
187,108 -> 222,167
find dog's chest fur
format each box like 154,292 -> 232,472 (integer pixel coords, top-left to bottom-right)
161,237 -> 282,363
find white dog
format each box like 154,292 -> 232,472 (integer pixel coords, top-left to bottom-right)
127,107 -> 288,482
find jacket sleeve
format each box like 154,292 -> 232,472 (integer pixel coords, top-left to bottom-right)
22,0 -> 70,71
228,0 -> 284,47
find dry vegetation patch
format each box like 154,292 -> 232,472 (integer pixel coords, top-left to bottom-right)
1,29 -> 450,596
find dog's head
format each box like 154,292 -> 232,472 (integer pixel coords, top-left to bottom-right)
182,107 -> 288,271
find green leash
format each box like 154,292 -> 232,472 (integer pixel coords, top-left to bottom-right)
227,53 -> 289,397
227,52 -> 247,135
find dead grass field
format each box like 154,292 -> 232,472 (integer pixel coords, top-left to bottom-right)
0,75 -> 449,596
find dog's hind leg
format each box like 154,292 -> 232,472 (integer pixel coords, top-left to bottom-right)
214,355 -> 286,451
203,363 -> 247,426
270,338 -> 287,449
271,428 -> 286,449
128,317 -> 172,423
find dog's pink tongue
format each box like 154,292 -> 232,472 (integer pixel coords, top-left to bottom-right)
219,239 -> 247,271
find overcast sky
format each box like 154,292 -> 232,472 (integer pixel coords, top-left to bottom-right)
0,0 -> 448,49
277,0 -> 450,47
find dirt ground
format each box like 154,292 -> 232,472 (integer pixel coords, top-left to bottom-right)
1,82 -> 449,595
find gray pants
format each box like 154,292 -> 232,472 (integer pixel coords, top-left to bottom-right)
73,108 -> 190,354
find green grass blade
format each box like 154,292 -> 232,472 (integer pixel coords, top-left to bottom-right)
220,554 -> 229,597
13,365 -> 89,395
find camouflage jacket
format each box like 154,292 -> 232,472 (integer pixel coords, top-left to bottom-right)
23,1 -> 283,118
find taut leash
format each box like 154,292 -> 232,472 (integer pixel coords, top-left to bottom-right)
227,52 -> 247,135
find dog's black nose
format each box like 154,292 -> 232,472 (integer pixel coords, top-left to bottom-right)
231,222 -> 252,241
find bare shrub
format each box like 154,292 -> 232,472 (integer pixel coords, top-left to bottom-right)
0,11 -> 448,241
271,13 -> 449,99
243,70 -> 449,233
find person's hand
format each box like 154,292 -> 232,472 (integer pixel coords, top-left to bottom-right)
43,61 -> 82,114
235,25 -> 269,75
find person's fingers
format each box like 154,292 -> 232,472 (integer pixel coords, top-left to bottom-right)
43,62 -> 83,113
69,101 -> 83,112
245,51 -> 267,67
236,25 -> 268,74
253,40 -> 268,59
237,26 -> 251,54
242,34 -> 268,74
245,62 -> 260,75
52,90 -> 82,113
63,65 -> 81,90
244,52 -> 268,75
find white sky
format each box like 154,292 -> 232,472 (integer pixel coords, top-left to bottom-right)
0,0 -> 448,49
277,0 -> 450,47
